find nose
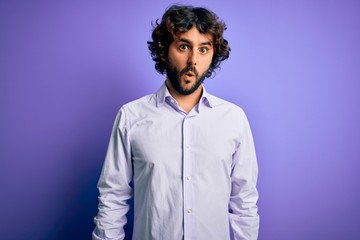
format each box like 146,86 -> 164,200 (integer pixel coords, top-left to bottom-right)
187,50 -> 197,66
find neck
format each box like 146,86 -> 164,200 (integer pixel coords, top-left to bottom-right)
165,79 -> 203,113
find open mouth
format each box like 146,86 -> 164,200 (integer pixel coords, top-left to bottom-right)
184,71 -> 195,77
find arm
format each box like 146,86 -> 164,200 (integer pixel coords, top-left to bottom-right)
92,108 -> 133,240
229,113 -> 259,240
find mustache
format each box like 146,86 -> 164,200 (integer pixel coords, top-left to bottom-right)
179,65 -> 199,77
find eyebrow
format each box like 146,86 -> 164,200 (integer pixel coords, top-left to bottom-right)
177,38 -> 213,47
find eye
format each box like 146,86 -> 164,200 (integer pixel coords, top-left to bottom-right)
200,47 -> 208,54
179,44 -> 190,51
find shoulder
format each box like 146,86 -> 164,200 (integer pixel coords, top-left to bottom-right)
113,92 -> 158,128
207,94 -> 246,119
123,93 -> 155,108
119,93 -> 156,114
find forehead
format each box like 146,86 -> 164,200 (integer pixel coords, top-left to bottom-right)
174,26 -> 213,44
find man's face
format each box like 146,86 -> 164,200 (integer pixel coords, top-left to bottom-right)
165,26 -> 214,95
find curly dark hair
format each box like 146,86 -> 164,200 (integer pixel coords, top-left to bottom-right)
147,5 -> 230,78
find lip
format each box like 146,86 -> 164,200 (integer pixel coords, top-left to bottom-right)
184,71 -> 195,77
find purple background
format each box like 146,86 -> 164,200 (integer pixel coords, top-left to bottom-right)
1,1 -> 359,239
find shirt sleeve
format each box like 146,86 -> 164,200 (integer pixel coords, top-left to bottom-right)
229,112 -> 260,240
92,107 -> 133,240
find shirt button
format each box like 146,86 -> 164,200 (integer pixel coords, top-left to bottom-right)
186,176 -> 191,180
187,209 -> 192,214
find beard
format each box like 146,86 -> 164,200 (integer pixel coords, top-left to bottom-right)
165,59 -> 208,96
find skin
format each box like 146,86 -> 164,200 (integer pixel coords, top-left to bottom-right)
164,26 -> 214,113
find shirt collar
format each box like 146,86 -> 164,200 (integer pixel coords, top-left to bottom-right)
198,84 -> 213,110
156,82 -> 214,109
155,82 -> 171,107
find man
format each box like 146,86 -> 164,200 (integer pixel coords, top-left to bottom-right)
93,4 -> 259,240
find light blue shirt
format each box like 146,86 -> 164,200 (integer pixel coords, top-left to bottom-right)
93,83 -> 259,240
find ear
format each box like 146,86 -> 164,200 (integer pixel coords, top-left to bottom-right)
160,52 -> 166,61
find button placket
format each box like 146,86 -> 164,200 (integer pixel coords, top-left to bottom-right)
182,116 -> 194,239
